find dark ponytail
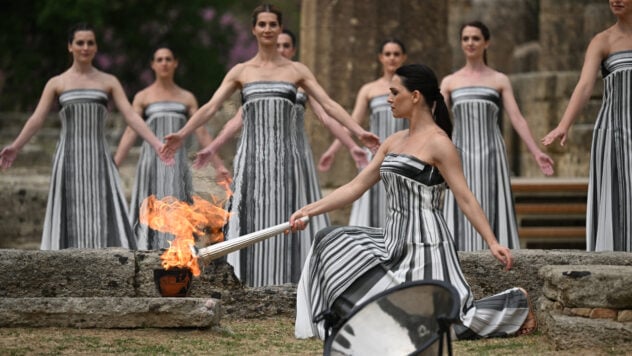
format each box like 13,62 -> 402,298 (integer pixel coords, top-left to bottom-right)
395,64 -> 452,138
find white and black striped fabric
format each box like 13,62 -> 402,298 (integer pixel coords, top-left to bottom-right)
295,154 -> 528,339
40,89 -> 135,249
443,86 -> 519,251
349,94 -> 409,227
294,91 -> 331,242
131,101 -> 193,250
588,50 -> 632,251
226,82 -> 329,287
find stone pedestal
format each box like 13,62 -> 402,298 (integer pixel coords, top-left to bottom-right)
0,248 -> 300,326
0,297 -> 221,328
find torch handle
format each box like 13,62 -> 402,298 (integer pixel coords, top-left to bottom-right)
194,216 -> 310,261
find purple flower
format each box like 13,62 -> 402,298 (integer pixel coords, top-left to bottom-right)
95,54 -> 113,70
220,13 -> 236,27
201,7 -> 216,22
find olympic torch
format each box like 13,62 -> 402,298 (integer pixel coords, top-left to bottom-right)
190,216 -> 310,261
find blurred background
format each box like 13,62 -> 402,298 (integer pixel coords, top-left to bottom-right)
0,0 -> 301,111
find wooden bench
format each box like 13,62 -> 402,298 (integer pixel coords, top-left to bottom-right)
511,177 -> 588,249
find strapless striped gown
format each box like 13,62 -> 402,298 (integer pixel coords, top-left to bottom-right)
294,92 -> 330,240
41,89 -> 135,249
588,50 -> 632,251
226,82 -> 328,287
295,154 -> 528,340
443,86 -> 520,251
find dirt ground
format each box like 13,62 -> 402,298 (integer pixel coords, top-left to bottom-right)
1,316 -> 631,356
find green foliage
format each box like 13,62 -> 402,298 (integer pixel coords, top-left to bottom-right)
0,0 -> 257,110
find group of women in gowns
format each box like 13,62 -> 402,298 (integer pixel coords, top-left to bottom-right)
2,0 -> 631,345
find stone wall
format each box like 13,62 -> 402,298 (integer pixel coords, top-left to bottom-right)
539,0 -> 612,71
1,248 -> 630,321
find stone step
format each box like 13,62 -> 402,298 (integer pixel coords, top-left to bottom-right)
0,248 -> 297,321
540,265 -> 632,309
537,264 -> 632,350
538,297 -> 632,350
0,297 -> 221,328
0,249 -> 240,298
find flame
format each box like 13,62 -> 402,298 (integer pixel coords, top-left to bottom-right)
140,179 -> 232,277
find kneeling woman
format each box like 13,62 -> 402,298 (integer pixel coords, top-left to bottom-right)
290,64 -> 536,340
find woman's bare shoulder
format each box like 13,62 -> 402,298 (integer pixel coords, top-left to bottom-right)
440,70 -> 467,91
427,129 -> 457,158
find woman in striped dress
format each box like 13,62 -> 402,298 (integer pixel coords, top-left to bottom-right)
0,23 -> 170,249
543,0 -> 632,251
319,39 -> 408,228
114,47 -> 229,250
290,64 -> 536,340
161,5 -> 380,287
441,21 -> 554,251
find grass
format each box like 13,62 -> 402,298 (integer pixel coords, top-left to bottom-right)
0,317 -> 629,355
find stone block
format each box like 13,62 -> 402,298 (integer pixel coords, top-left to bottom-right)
590,308 -> 618,320
539,298 -> 632,350
459,250 -> 632,306
540,265 -> 632,309
222,285 -> 297,319
0,248 -> 136,298
619,310 -> 632,323
568,307 -> 592,318
0,297 -> 221,328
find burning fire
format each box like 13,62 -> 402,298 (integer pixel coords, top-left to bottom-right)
140,179 -> 232,276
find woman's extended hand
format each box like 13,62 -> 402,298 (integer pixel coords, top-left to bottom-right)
350,146 -> 369,169
534,151 -> 554,176
192,144 -> 217,169
154,143 -> 175,166
288,210 -> 310,232
541,126 -> 568,147
489,243 -> 513,271
318,151 -> 335,172
358,131 -> 381,154
162,133 -> 184,160
0,146 -> 18,170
